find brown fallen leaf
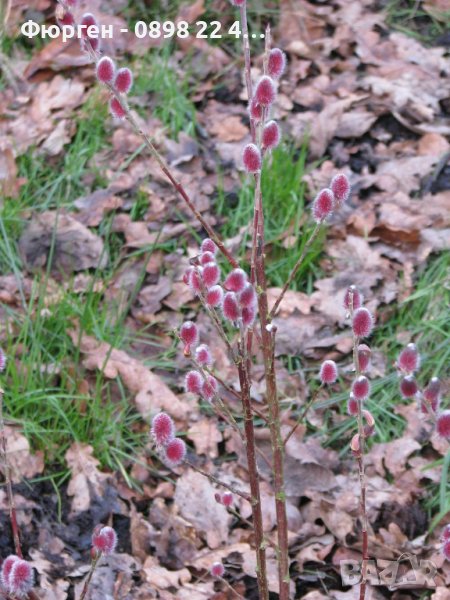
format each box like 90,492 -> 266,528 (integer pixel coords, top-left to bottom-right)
3,425 -> 44,482
19,211 -> 108,275
74,189 -> 124,227
141,554 -> 191,589
174,470 -> 231,549
187,417 -> 222,458
65,443 -> 111,513
68,330 -> 188,419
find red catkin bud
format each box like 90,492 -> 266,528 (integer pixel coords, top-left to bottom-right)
92,526 -> 117,555
347,394 -> 358,416
0,347 -> 6,372
422,377 -> 441,413
189,268 -> 203,294
352,376 -> 370,401
201,238 -> 218,255
202,375 -> 218,401
268,48 -> 286,80
206,285 -> 224,308
436,411 -> 450,439
239,283 -> 257,309
110,97 -> 126,119
151,412 -> 175,446
242,305 -> 256,327
441,524 -> 450,542
223,292 -> 240,322
80,12 -> 98,33
180,321 -> 199,350
243,143 -> 262,173
97,56 -> 116,84
396,343 -> 420,374
58,11 -> 75,26
400,375 -> 418,398
185,370 -> 203,394
362,409 -> 375,437
254,76 -> 276,107
249,97 -> 263,122
224,268 -> 248,292
357,344 -> 371,373
352,308 -> 374,338
164,437 -> 186,466
211,561 -> 225,577
202,262 -> 221,288
443,540 -> 450,561
0,555 -> 19,589
195,344 -> 213,367
312,188 -> 334,222
8,559 -> 34,597
115,67 -> 133,94
319,360 -> 338,384
200,251 -> 215,265
330,173 -> 351,207
222,491 -> 233,507
350,433 -> 361,457
343,285 -> 363,311
262,120 -> 281,150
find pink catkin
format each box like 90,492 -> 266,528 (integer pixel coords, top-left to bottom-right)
0,555 -> 19,588
436,411 -> 450,439
189,268 -> 203,294
343,285 -> 363,311
115,67 -> 133,94
58,11 -> 75,26
254,76 -> 276,107
97,56 -> 115,84
151,412 -> 175,446
180,321 -> 199,348
200,251 -> 215,265
211,562 -> 225,577
185,370 -> 203,394
362,409 -> 375,437
223,292 -> 240,322
202,375 -> 218,400
347,395 -> 358,416
224,268 -> 247,292
397,343 -> 420,374
268,48 -> 286,79
8,560 -> 34,597
92,526 -> 117,555
183,266 -> 194,285
110,97 -> 126,119
249,97 -> 263,122
242,305 -> 256,327
357,344 -> 371,372
206,285 -> 224,308
330,173 -> 351,207
319,360 -> 338,384
202,263 -> 221,288
312,188 -> 334,222
443,540 -> 450,561
222,491 -> 233,507
422,377 -> 441,413
239,283 -> 257,309
442,525 -> 450,542
201,238 -> 218,255
352,376 -> 370,401
400,376 -> 418,398
195,344 -> 213,367
164,438 -> 186,466
352,308 -> 374,338
243,144 -> 261,173
262,120 -> 281,150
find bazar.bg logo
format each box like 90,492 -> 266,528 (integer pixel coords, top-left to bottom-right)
340,556 -> 437,587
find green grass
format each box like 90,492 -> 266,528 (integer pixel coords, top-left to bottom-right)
386,0 -> 450,43
216,142 -> 325,290
133,45 -> 197,138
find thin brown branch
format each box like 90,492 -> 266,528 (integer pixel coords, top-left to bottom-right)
284,386 -> 321,447
184,459 -> 250,502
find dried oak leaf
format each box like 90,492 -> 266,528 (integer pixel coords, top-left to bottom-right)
19,211 -> 107,275
65,443 -> 112,513
174,469 -> 230,549
141,555 -> 191,589
3,425 -> 44,482
74,189 -> 124,227
68,330 -> 188,419
187,417 -> 222,458
369,437 -> 421,478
